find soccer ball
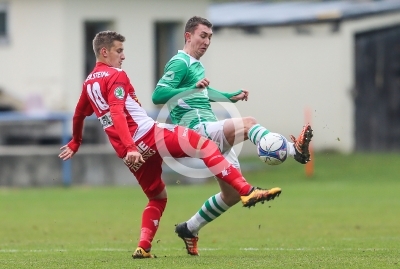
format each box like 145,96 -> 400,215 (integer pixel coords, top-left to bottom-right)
257,132 -> 288,165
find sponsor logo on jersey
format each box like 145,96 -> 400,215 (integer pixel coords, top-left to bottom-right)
137,141 -> 149,153
98,112 -> 113,129
131,141 -> 156,172
162,71 -> 175,81
114,87 -> 125,100
85,71 -> 109,82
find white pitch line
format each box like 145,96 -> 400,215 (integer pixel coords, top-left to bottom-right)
88,248 -> 127,252
0,247 -> 393,253
0,249 -> 67,253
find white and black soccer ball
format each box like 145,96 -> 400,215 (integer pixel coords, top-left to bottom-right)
257,132 -> 288,165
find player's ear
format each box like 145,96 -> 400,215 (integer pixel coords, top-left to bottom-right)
184,32 -> 191,43
100,47 -> 108,58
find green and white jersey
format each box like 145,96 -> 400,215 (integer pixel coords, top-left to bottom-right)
152,50 -> 242,129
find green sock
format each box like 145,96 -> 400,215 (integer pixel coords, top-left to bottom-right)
248,124 -> 270,145
186,193 -> 230,235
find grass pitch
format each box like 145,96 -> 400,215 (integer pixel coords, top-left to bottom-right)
1,153 -> 399,268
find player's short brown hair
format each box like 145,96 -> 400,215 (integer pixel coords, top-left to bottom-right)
184,16 -> 213,42
93,31 -> 125,57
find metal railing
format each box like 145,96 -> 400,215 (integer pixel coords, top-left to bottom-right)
0,112 -> 94,186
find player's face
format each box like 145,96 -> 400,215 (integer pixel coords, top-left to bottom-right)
105,41 -> 125,68
186,24 -> 212,59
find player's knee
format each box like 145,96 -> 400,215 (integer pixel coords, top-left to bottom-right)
243,116 -> 258,134
244,116 -> 257,127
147,185 -> 167,200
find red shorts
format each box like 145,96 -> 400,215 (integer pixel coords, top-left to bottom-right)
130,123 -> 204,198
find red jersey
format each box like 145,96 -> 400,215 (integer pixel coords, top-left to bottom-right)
68,62 -> 155,158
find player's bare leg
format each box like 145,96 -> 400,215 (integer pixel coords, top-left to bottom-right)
225,117 -> 313,164
218,179 -> 240,206
222,117 -> 257,146
175,136 -> 281,255
175,180 -> 240,256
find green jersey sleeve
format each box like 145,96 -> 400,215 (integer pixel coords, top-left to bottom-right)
152,59 -> 197,104
207,87 -> 243,103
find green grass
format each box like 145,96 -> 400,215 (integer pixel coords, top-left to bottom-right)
1,153 -> 400,268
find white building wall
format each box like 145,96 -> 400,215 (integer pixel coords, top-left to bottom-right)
1,0 -> 399,154
206,12 -> 400,154
63,0 -> 208,111
0,0 -> 65,111
0,0 -> 208,111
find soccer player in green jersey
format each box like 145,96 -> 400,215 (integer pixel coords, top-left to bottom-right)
152,16 -> 313,256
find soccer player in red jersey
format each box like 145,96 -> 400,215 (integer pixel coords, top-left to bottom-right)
58,31 -> 281,258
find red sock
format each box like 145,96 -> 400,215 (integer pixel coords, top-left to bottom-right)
199,140 -> 252,196
138,198 -> 167,251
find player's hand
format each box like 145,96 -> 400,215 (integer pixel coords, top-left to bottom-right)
123,151 -> 145,169
59,145 -> 76,161
230,89 -> 249,101
196,78 -> 210,89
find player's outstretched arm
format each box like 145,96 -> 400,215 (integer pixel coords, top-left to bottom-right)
59,145 -> 75,161
229,89 -> 249,102
59,90 -> 93,160
207,87 -> 245,103
152,59 -> 196,104
152,84 -> 197,104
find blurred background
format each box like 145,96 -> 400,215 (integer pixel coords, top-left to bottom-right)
0,0 -> 399,187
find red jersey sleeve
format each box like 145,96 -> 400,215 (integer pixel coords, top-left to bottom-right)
107,71 -> 137,153
67,89 -> 94,152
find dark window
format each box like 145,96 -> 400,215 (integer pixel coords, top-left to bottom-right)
0,12 -> 6,36
0,3 -> 8,43
84,21 -> 114,77
154,21 -> 182,87
354,25 -> 400,151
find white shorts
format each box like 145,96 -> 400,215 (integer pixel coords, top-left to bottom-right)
194,121 -> 240,169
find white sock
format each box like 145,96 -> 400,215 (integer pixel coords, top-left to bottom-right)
186,193 -> 230,236
287,142 -> 296,157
